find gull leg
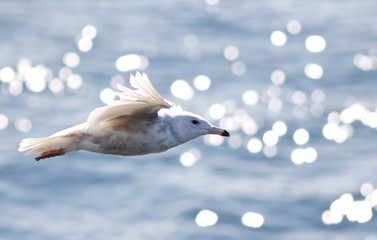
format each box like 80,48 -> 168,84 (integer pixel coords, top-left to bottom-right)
35,148 -> 66,161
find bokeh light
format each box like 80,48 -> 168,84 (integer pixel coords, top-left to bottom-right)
170,79 -> 194,100
24,67 -> 47,92
270,31 -> 287,46
49,78 -> 64,94
231,61 -> 246,76
271,69 -> 286,85
247,138 -> 263,153
291,90 -> 307,105
0,114 -> 9,129
262,130 -> 279,146
179,148 -> 201,167
209,103 -> 225,120
241,212 -> 265,228
63,52 -> 80,68
81,25 -> 97,40
305,35 -> 326,53
323,190 -> 377,225
305,63 -> 323,79
195,210 -> 218,227
354,53 -> 376,71
224,45 -> 239,61
15,118 -> 32,133
272,121 -> 287,137
242,90 -> 259,106
100,88 -> 115,104
67,74 -> 83,90
115,54 -> 149,72
0,66 -> 15,82
287,20 -> 302,35
291,147 -> 317,164
293,128 -> 309,145
193,75 -> 211,91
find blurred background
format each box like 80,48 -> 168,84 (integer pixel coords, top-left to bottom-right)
1,0 -> 377,239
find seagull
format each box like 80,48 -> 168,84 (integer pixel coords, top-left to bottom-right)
19,72 -> 229,161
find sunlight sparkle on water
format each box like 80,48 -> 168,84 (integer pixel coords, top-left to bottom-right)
360,183 -> 374,197
268,98 -> 283,113
242,90 -> 259,106
219,117 -> 240,132
59,67 -> 73,81
195,210 -> 218,227
247,138 -> 263,154
82,25 -> 97,40
100,88 -> 115,104
354,54 -> 376,71
77,38 -> 93,52
271,69 -> 286,85
291,90 -> 307,105
311,89 -> 326,103
291,147 -> 317,164
262,130 -> 279,146
9,80 -> 23,96
205,0 -> 220,6
67,74 -> 83,90
293,128 -> 309,145
17,58 -> 32,74
241,212 -> 264,228
241,118 -> 259,136
49,78 -> 64,94
115,54 -> 149,72
305,35 -> 326,53
193,75 -> 211,91
270,31 -> 287,46
63,52 -> 80,68
227,134 -> 242,149
204,134 -> 224,146
231,61 -> 246,76
263,145 -> 278,158
305,63 -> 323,79
224,45 -> 239,61
179,148 -> 201,167
110,75 -> 125,89
287,20 -> 302,35
209,103 -> 225,120
77,25 -> 97,52
0,67 -> 15,83
15,118 -> 32,133
170,80 -> 194,100
24,67 -> 47,92
0,114 -> 9,129
322,122 -> 352,143
323,191 -> 375,225
272,121 -> 287,137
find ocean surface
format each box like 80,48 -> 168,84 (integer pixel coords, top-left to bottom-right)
1,1 -> 377,239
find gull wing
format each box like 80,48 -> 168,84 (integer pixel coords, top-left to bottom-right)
87,72 -> 173,126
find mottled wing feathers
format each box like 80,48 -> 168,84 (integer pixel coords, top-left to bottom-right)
87,72 -> 172,125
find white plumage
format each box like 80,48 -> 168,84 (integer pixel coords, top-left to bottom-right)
19,72 -> 229,160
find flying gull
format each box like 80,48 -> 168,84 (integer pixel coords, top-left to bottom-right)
19,72 -> 229,160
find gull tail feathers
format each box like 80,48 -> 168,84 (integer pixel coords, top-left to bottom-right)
18,135 -> 78,160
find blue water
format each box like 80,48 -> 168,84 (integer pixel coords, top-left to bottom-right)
1,1 -> 377,239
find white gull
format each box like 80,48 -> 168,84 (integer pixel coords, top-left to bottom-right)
18,72 -> 229,160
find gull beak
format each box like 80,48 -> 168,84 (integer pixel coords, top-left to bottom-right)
209,126 -> 230,137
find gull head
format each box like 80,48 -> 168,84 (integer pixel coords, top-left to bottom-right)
164,110 -> 230,144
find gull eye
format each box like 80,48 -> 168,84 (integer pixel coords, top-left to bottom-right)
191,120 -> 199,125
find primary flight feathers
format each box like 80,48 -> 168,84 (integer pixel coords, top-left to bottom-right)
87,72 -> 173,125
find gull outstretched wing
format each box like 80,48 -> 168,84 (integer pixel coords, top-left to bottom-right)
87,72 -> 173,126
